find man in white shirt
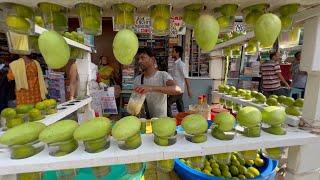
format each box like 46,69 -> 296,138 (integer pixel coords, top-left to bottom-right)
134,48 -> 182,118
167,46 -> 192,117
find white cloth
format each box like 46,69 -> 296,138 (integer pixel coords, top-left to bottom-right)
134,71 -> 173,118
171,58 -> 188,93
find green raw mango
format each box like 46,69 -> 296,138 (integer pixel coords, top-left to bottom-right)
244,126 -> 261,137
211,127 -> 234,140
248,167 -> 260,177
191,134 -> 207,143
237,106 -> 262,127
182,114 -> 208,135
113,29 -> 138,65
112,116 -> 141,141
74,117 -> 112,141
11,145 -> 36,159
230,165 -> 239,176
39,120 -> 78,144
38,30 -> 70,69
6,117 -> 24,128
125,133 -> 141,149
262,106 -> 286,125
84,137 -> 107,153
1,108 -> 16,119
263,125 -> 286,135
152,117 -> 176,137
254,13 -> 281,47
154,136 -> 169,146
0,122 -> 46,146
59,139 -> 78,153
285,106 -> 301,116
194,14 -> 219,52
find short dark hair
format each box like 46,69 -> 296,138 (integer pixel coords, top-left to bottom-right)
269,51 -> 277,60
138,47 -> 155,57
294,51 -> 301,58
173,46 -> 183,57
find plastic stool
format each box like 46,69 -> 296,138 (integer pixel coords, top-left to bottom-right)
289,88 -> 303,98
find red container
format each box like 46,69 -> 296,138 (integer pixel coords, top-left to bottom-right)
175,112 -> 191,125
211,108 -> 230,121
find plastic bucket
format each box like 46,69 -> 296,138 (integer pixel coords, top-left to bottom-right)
174,155 -> 278,180
175,112 -> 191,125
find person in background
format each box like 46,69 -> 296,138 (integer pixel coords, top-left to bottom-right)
98,56 -> 116,87
7,55 -> 47,105
133,48 -> 182,118
167,46 -> 192,117
260,51 -> 290,96
68,60 -> 78,100
0,59 -> 9,111
291,51 -> 307,98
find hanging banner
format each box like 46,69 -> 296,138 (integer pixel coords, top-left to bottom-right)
134,16 -> 151,34
170,16 -> 186,37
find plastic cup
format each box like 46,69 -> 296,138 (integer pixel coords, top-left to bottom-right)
10,140 -> 44,159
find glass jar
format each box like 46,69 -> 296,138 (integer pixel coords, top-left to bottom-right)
48,139 -> 78,157
140,118 -> 147,134
116,133 -> 141,150
38,2 -> 68,33
211,126 -> 236,140
214,153 -> 231,165
75,3 -> 102,36
56,169 -> 78,180
83,136 -> 110,153
262,147 -> 286,160
1,2 -> 35,34
157,159 -> 174,173
154,131 -> 177,146
125,162 -> 143,174
91,166 -> 110,179
149,4 -> 171,36
239,150 -> 258,161
190,156 -> 205,168
112,3 -> 136,30
184,132 -> 207,143
17,172 -> 42,180
10,140 -> 44,159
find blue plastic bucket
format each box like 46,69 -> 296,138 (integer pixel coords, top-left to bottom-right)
174,155 -> 278,180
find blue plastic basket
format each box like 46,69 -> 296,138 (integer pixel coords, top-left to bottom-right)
174,155 -> 278,180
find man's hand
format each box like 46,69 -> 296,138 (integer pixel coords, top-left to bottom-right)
134,86 -> 153,94
188,89 -> 193,98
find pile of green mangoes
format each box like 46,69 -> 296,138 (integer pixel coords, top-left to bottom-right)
180,151 -> 265,179
0,99 -> 57,129
63,31 -> 85,59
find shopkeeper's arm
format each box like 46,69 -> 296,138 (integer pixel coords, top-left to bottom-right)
69,63 -> 78,100
134,79 -> 182,95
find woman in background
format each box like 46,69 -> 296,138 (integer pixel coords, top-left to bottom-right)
98,56 -> 116,87
7,54 -> 47,105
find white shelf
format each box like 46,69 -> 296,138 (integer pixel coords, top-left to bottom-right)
34,25 -> 93,53
41,97 -> 92,126
212,91 -> 300,127
0,127 -> 318,175
213,32 -> 255,50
